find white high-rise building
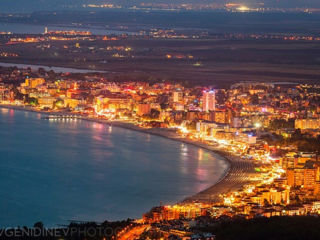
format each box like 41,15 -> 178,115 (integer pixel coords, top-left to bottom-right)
173,91 -> 183,103
202,90 -> 215,112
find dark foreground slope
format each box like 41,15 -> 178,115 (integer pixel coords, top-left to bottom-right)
196,216 -> 320,240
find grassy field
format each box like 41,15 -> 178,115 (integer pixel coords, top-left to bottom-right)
1,38 -> 320,86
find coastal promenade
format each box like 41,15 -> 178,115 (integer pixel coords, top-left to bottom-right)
0,104 -> 258,204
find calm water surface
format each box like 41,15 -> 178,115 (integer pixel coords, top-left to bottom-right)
0,22 -> 133,35
0,62 -> 106,73
0,108 -> 228,227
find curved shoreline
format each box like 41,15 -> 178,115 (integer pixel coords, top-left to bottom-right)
0,62 -> 107,73
0,105 -> 257,204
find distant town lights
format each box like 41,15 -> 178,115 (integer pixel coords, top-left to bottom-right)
236,6 -> 250,12
203,89 -> 215,93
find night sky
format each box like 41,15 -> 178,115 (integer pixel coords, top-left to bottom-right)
0,0 -> 319,12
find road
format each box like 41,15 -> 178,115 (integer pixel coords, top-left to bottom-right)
118,225 -> 149,240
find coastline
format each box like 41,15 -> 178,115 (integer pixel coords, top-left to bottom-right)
0,61 -> 107,73
0,104 -> 257,204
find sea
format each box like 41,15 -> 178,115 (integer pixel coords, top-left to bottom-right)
0,62 -> 106,74
0,108 -> 228,227
0,22 -> 133,35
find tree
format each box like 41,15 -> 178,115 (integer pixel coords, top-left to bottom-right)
263,199 -> 270,206
269,119 -> 294,130
150,109 -> 160,119
26,97 -> 39,106
250,94 -> 259,105
160,103 -> 169,110
33,221 -> 44,229
11,87 -> 24,101
291,129 -> 303,140
54,99 -> 64,109
38,67 -> 46,75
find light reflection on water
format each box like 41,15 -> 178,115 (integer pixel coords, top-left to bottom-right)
198,148 -> 203,161
1,108 -> 8,114
0,109 -> 228,227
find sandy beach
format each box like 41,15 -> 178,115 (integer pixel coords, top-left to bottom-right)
0,104 -> 258,204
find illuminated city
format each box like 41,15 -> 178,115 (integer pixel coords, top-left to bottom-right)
1,69 -> 320,238
1,0 -> 320,240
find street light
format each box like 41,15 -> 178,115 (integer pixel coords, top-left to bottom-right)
254,122 -> 262,128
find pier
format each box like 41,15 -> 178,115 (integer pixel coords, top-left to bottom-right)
42,115 -> 81,120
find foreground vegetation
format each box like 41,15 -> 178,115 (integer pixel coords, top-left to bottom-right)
196,216 -> 320,240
